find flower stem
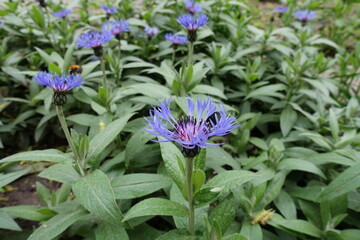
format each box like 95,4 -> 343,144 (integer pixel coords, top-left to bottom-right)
55,106 -> 85,176
187,42 -> 194,66
186,157 -> 195,236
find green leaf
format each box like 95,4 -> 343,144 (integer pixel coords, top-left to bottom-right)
155,229 -> 189,240
194,148 -> 206,171
125,130 -> 154,166
280,105 -> 297,137
0,211 -> 21,231
95,222 -> 129,240
31,6 -> 44,29
111,174 -> 172,199
67,113 -> 96,126
240,219 -> 262,240
72,170 -> 125,225
123,198 -> 188,222
329,109 -> 339,142
204,170 -> 257,193
0,169 -> 30,188
160,142 -> 184,190
269,214 -> 322,238
192,85 -> 227,99
63,43 -> 75,72
193,170 -> 205,194
0,149 -> 73,163
223,233 -> 249,240
1,205 -> 50,221
209,194 -> 236,234
245,84 -> 286,100
35,47 -> 51,65
27,207 -> 87,240
87,114 -> 133,160
38,163 -> 81,184
274,191 -> 296,219
317,162 -> 360,202
278,158 -> 326,179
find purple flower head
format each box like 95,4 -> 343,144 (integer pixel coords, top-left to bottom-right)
145,97 -> 238,153
177,13 -> 208,31
34,71 -> 85,92
0,21 -> 4,28
102,5 -> 117,15
294,10 -> 316,22
165,33 -> 188,45
184,0 -> 203,14
54,9 -> 72,18
75,30 -> 113,48
102,19 -> 130,36
144,26 -> 159,37
275,6 -> 288,13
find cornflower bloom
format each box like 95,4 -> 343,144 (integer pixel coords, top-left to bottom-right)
75,30 -> 113,56
294,10 -> 316,22
144,26 -> 159,37
54,9 -> 72,18
102,19 -> 130,40
165,33 -> 188,45
184,0 -> 203,15
145,97 -> 238,157
275,6 -> 288,13
34,71 -> 85,106
177,14 -> 208,42
102,5 -> 117,18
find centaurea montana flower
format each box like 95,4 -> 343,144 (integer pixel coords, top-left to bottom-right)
177,14 -> 208,42
165,33 -> 188,45
54,9 -> 72,18
144,26 -> 159,37
102,19 -> 130,39
184,0 -> 203,15
34,71 -> 85,106
294,10 -> 316,22
274,6 -> 288,13
145,97 -> 238,157
102,5 -> 117,16
75,30 -> 113,56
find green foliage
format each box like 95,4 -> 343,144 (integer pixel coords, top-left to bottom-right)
0,0 -> 359,239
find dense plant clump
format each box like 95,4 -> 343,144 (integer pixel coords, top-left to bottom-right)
0,0 -> 359,240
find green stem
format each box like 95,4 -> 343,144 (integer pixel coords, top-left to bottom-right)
186,157 -> 195,236
187,42 -> 194,66
55,106 -> 85,176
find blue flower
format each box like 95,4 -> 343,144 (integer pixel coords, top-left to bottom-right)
54,9 -> 72,18
75,30 -> 113,48
102,5 -> 117,15
184,0 -> 203,14
34,71 -> 85,92
0,21 -> 4,28
177,13 -> 208,31
294,10 -> 316,22
102,19 -> 130,36
145,97 -> 238,150
165,33 -> 188,45
275,6 -> 288,13
144,26 -> 159,37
